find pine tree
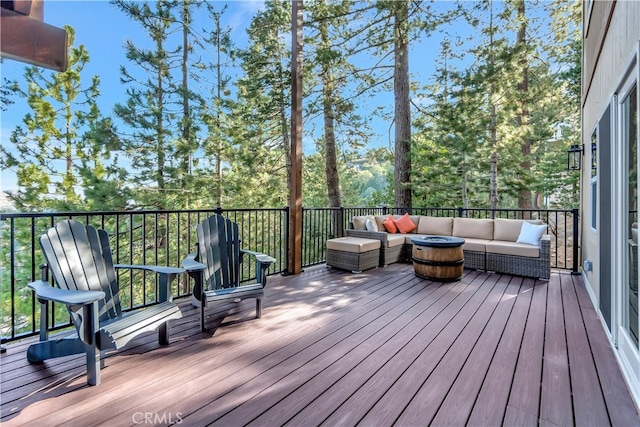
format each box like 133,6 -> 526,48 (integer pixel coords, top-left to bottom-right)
193,3 -> 237,208
112,0 -> 182,210
232,0 -> 291,208
0,26 -> 121,211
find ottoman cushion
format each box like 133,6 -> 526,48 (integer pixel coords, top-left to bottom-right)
327,237 -> 381,253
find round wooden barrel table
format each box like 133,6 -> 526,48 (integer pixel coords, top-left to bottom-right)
410,235 -> 465,281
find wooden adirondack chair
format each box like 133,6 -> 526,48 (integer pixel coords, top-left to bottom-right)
26,220 -> 184,386
183,214 -> 276,331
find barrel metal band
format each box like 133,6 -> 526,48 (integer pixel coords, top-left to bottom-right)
412,257 -> 464,267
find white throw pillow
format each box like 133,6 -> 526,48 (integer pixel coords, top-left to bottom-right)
516,222 -> 547,246
365,219 -> 378,232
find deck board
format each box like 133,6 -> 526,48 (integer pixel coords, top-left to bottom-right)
561,273 -> 610,426
430,275 -> 525,426
540,273 -> 574,426
392,274 -> 511,426
467,277 -> 534,426
504,273 -> 548,425
1,264 -> 638,426
228,275 -> 461,426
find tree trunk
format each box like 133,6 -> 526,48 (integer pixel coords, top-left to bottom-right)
461,154 -> 468,209
516,0 -> 532,214
181,1 -> 192,209
182,1 -> 191,180
215,11 -> 223,207
394,1 -> 411,210
277,25 -> 291,198
320,19 -> 341,208
489,105 -> 498,211
157,66 -> 165,196
488,0 -> 498,212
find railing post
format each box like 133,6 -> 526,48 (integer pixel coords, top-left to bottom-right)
283,206 -> 291,275
572,208 -> 580,275
457,207 -> 464,218
214,206 -> 223,216
338,207 -> 345,237
382,205 -> 388,216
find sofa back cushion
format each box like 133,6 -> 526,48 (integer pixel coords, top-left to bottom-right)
417,216 -> 454,236
375,215 -> 387,231
493,218 -> 544,242
452,218 -> 494,240
352,215 -> 377,231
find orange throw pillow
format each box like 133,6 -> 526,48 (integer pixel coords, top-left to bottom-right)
382,214 -> 398,233
394,213 -> 417,234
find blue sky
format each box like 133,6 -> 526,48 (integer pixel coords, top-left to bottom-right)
0,1 -> 266,191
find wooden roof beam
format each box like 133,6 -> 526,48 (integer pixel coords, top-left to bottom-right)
1,1 -> 67,71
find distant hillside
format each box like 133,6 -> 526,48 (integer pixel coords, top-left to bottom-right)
0,192 -> 16,212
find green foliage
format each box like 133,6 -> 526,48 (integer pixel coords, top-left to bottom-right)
0,26 -> 125,212
411,0 -> 580,210
2,0 -> 580,213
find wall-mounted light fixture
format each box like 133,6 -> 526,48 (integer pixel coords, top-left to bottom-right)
567,144 -> 584,171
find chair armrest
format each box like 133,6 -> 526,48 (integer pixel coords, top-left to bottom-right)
114,264 -> 184,275
241,249 -> 276,287
182,254 -> 206,272
114,264 -> 183,303
241,249 -> 276,265
28,280 -> 105,306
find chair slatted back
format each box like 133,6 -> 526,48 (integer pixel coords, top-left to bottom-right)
196,215 -> 241,290
39,220 -> 121,323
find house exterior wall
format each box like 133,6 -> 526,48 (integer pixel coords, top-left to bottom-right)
582,0 -> 640,407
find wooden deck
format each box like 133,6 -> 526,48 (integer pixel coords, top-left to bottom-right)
2,264 -> 639,426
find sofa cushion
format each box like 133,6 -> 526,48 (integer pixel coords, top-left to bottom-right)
453,218 -> 494,240
327,237 -> 381,253
486,240 -> 540,258
375,215 -> 387,231
516,222 -> 548,246
493,218 -> 543,242
404,234 -> 422,244
365,219 -> 378,231
386,234 -> 406,248
394,213 -> 417,234
461,238 -> 490,252
417,216 -> 454,236
382,215 -> 398,233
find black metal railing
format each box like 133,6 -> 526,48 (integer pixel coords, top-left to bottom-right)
299,207 -> 580,273
0,206 -> 579,343
0,208 -> 287,343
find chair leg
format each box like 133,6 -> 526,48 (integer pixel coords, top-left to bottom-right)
159,323 -> 169,346
84,302 -> 101,386
200,300 -> 206,332
256,298 -> 262,319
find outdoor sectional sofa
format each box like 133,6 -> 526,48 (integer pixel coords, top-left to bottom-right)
346,214 -> 551,280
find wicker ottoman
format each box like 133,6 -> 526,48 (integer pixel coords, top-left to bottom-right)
326,237 -> 381,273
